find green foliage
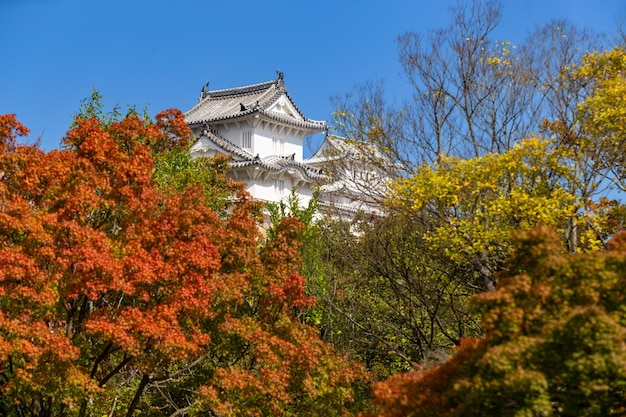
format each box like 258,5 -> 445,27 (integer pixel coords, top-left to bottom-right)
266,187 -> 319,239
307,215 -> 483,380
153,148 -> 242,215
371,227 -> 626,416
72,88 -> 126,129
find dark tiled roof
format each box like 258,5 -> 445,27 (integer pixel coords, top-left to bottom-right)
185,74 -> 325,133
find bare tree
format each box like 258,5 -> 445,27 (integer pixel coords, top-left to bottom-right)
331,2 -> 606,180
332,0 -> 542,173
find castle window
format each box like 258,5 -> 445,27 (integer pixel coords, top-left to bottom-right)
242,130 -> 252,150
273,137 -> 284,154
274,179 -> 285,195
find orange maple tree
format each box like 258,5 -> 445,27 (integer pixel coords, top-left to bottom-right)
368,226 -> 626,417
0,110 -> 366,417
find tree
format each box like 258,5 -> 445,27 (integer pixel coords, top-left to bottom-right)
332,0 -> 536,174
0,110 -> 367,417
567,46 -> 626,191
264,190 -> 472,377
387,136 -> 619,289
369,226 -> 626,417
321,7 -> 620,381
307,214 -> 483,378
330,1 -> 606,189
308,136 -> 619,383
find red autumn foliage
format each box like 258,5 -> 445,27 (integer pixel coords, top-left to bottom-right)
0,114 -> 29,152
0,111 -> 366,417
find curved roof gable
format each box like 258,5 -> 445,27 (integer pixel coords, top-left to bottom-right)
189,129 -> 253,162
190,128 -> 325,182
184,72 -> 325,133
231,155 -> 326,182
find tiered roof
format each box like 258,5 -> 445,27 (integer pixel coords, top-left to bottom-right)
188,119 -> 325,183
185,72 -> 326,135
185,74 -> 386,217
307,134 -> 388,165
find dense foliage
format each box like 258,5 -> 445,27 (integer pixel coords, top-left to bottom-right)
2,2 -> 626,415
0,109 -> 366,417
307,1 -> 626,394
369,227 -> 626,416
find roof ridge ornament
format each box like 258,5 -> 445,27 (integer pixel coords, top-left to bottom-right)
199,82 -> 209,101
276,70 -> 285,90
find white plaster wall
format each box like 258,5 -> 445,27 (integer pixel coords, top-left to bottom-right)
189,118 -> 327,214
247,181 -> 278,202
254,126 -> 302,161
197,120 -> 308,161
252,130 -> 276,158
284,136 -> 302,162
246,178 -> 315,207
218,125 -> 243,148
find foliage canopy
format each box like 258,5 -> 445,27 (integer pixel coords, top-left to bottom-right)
370,227 -> 626,417
0,109 -> 366,417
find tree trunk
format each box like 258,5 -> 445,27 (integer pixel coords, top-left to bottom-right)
125,374 -> 150,417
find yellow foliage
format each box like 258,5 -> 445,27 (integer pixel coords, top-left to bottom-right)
388,137 -> 602,266
574,46 -> 626,185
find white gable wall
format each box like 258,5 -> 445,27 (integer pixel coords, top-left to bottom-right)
267,95 -> 300,119
204,122 -> 303,161
215,123 -> 253,152
253,128 -> 302,161
245,177 -> 316,206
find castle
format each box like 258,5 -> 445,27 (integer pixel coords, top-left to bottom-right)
184,72 -> 385,218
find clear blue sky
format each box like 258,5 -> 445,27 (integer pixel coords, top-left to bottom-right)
2,0 -> 625,155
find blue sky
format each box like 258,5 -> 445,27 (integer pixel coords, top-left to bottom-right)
2,0 -> 625,156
